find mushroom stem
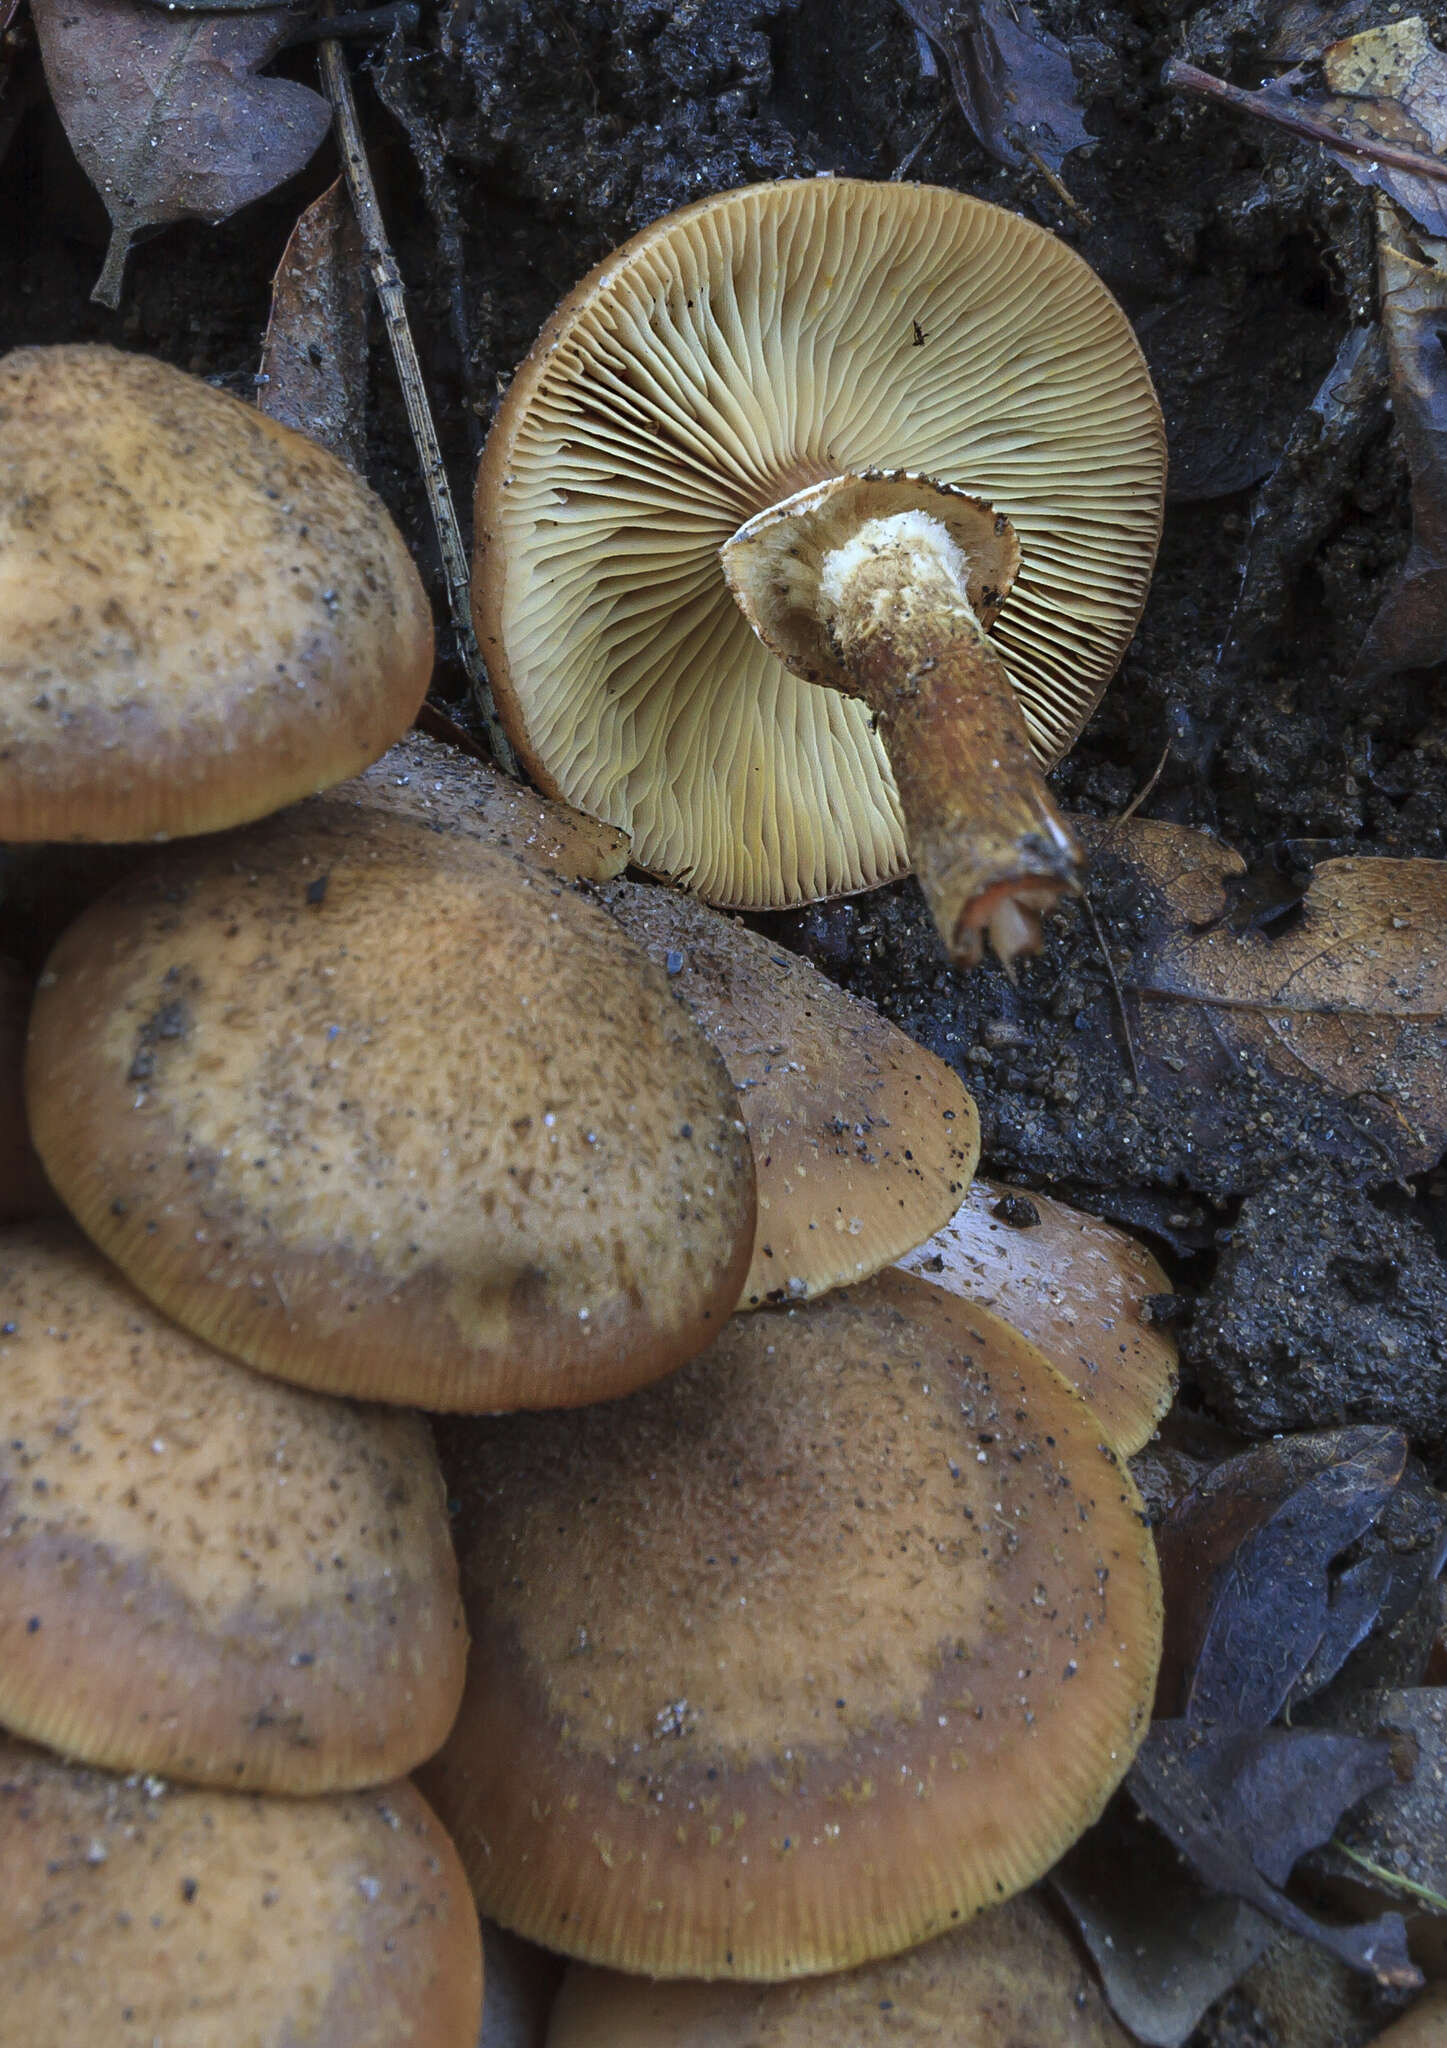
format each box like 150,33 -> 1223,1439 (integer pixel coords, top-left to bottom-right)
817,510 -> 1083,967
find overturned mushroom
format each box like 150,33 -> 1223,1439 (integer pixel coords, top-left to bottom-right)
474,178 -> 1164,964
0,344 -> 433,844
423,1270 -> 1162,1978
0,1740 -> 483,2047
27,804 -> 754,1410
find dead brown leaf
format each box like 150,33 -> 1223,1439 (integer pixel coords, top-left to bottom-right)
31,0 -> 331,307
1103,823 -> 1447,1177
258,178 -> 369,473
895,0 -> 1090,176
1318,19 -> 1447,237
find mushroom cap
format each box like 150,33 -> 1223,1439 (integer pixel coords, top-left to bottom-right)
898,1180 -> 1177,1456
0,1220 -> 465,1791
720,471 -> 1020,690
422,1269 -> 1162,1978
598,878 -> 979,1304
332,730 -> 631,882
545,1891 -> 1134,2044
0,344 -> 433,843
474,177 -> 1165,909
26,804 -> 755,1410
0,1741 -> 483,2048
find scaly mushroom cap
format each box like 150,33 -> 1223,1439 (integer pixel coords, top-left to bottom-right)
475,177 -> 1164,909
422,1270 -> 1162,1978
899,1180 -> 1177,1456
0,1742 -> 483,2047
598,879 -> 978,1304
0,344 -> 433,843
546,1891 -> 1134,2044
0,1221 -> 465,1791
26,804 -> 754,1410
333,730 -> 631,882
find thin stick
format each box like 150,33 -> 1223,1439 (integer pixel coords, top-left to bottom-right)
315,22 -> 519,774
1164,56 -> 1447,189
1332,1840 -> 1447,1915
1097,733 -> 1173,854
1084,893 -> 1141,1093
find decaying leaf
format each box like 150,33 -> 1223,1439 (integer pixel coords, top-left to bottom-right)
895,0 -> 1090,175
31,0 -> 330,307
1317,19 -> 1447,238
1113,827 -> 1447,1178
1130,1720 -> 1419,1992
1218,324 -> 1388,677
898,1176 -> 1177,1456
258,178 -> 368,472
1315,1686 -> 1447,1983
1153,1428 -> 1410,1726
1352,200 -> 1447,680
1052,1801 -> 1276,2048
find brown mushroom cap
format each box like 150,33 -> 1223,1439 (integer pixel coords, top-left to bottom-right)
0,1741 -> 483,2047
474,177 -> 1164,909
333,730 -> 631,882
0,1220 -> 465,1791
545,1891 -> 1133,2045
598,878 -> 979,1304
0,344 -> 433,843
898,1180 -> 1177,1456
422,1269 -> 1162,1978
26,804 -> 755,1410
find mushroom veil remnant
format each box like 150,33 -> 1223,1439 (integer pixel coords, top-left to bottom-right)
474,178 -> 1165,965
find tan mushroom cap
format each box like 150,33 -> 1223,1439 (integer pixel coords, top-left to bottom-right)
0,1221 -> 465,1791
421,1269 -> 1162,1979
0,1741 -> 483,2048
333,730 -> 631,882
899,1180 -> 1177,1456
26,804 -> 754,1410
546,1891 -> 1133,2045
0,344 -> 433,844
598,879 -> 979,1304
0,959 -> 54,1222
475,177 -> 1165,909
1369,1988 -> 1447,2046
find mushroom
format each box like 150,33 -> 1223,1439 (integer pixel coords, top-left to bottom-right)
26,802 -> 755,1410
473,178 -> 1164,964
0,1220 -> 466,1792
0,1739 -> 484,2046
598,877 -> 978,1305
898,1178 -> 1177,1455
0,344 -> 434,844
422,1269 -> 1162,1978
545,1891 -> 1134,2044
332,729 -> 631,882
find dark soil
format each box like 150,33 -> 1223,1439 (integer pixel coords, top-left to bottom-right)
3,5 -> 1447,2034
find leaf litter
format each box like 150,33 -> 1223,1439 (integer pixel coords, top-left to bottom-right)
30,0 -> 330,306
1057,1427 -> 1447,2043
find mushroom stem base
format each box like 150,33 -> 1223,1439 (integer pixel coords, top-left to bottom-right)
820,521 -> 1083,967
